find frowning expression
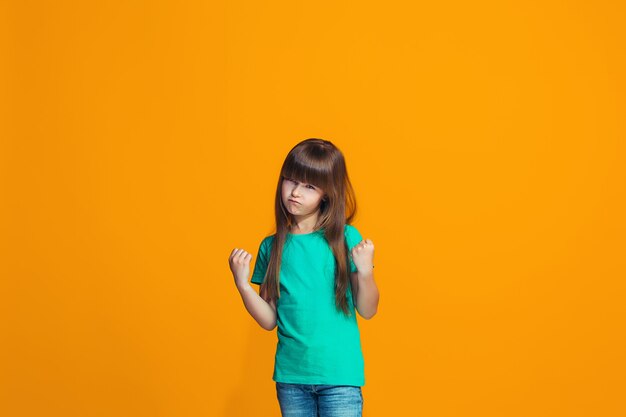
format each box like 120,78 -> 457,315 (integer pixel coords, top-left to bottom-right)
281,176 -> 326,217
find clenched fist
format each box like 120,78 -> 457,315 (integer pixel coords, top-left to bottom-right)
351,239 -> 375,273
229,248 -> 252,289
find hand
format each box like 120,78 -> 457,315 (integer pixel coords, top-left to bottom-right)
351,239 -> 375,273
229,248 -> 252,288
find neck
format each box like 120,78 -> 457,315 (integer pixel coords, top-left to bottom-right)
290,212 -> 321,234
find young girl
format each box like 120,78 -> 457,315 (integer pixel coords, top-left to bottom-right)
229,138 -> 379,417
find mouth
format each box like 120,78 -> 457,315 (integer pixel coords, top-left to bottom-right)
288,199 -> 301,205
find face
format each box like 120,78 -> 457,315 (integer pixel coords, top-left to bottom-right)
281,176 -> 326,219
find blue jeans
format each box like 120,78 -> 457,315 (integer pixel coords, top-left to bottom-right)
275,382 -> 363,417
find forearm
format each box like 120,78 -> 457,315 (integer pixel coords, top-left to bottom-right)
237,283 -> 277,330
356,270 -> 379,319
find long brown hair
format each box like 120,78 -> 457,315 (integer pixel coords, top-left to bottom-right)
260,138 -> 358,316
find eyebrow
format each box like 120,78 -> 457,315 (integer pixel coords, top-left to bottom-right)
287,177 -> 316,187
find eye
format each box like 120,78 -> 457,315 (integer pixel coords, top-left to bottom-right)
307,185 -> 315,189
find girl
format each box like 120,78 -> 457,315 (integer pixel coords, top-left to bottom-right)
229,138 -> 379,417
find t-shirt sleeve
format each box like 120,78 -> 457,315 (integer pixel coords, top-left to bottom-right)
250,237 -> 271,285
345,224 -> 364,274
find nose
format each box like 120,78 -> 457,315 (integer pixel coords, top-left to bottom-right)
291,184 -> 301,197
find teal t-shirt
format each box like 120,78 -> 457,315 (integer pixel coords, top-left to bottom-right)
250,224 -> 366,386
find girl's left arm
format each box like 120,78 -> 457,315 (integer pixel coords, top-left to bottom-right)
352,269 -> 379,319
350,238 -> 379,319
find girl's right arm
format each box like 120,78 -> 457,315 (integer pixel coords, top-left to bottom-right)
229,248 -> 277,331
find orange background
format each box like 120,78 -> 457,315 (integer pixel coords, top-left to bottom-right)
2,1 -> 625,416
